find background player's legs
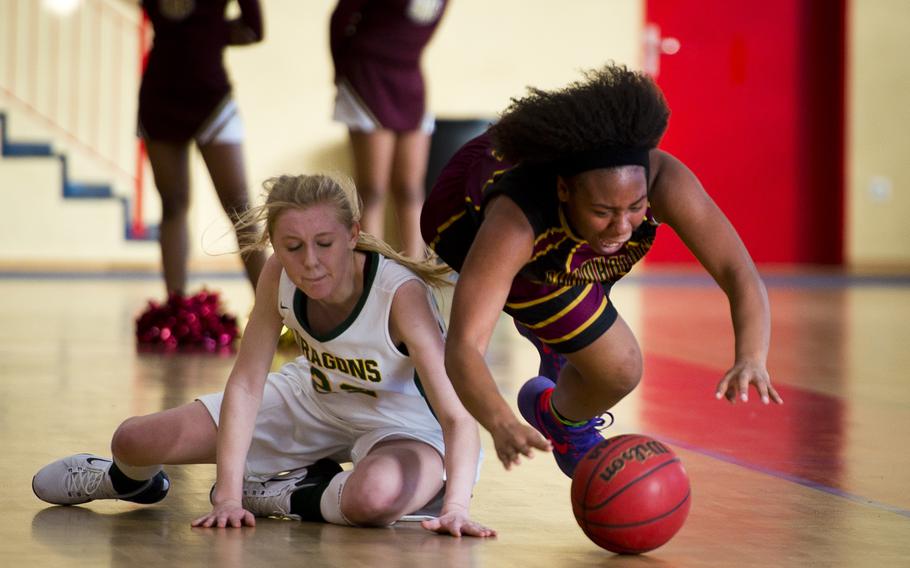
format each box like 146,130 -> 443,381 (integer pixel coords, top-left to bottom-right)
198,142 -> 266,290
339,439 -> 444,526
554,314 -> 643,421
349,129 -> 396,240
146,140 -> 192,295
390,129 -> 432,258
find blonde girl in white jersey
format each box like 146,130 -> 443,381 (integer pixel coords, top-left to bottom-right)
32,174 -> 494,538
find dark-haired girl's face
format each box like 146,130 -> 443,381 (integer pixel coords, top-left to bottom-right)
557,166 -> 648,255
272,205 -> 358,301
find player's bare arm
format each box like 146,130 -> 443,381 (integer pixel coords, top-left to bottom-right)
446,196 -> 552,469
648,150 -> 781,405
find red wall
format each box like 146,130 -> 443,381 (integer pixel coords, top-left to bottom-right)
644,0 -> 845,264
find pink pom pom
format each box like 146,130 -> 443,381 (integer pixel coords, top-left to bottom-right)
136,289 -> 240,352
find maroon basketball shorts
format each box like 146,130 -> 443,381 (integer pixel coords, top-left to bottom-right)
504,278 -> 619,354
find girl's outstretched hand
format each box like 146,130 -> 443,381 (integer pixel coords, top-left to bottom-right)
192,499 -> 256,528
490,420 -> 552,470
421,506 -> 497,538
715,360 -> 783,405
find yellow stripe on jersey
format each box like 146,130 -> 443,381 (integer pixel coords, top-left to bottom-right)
533,226 -> 563,247
524,284 -> 593,330
541,295 -> 608,345
531,233 -> 570,262
555,207 -> 586,272
505,285 -> 574,309
564,241 -> 584,274
428,208 -> 468,249
557,207 -> 584,243
481,168 -> 511,194
429,166 -> 509,249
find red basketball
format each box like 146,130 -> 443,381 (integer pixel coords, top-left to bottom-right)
571,434 -> 691,554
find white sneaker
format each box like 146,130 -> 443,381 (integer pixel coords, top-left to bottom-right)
241,470 -> 309,519
33,454 -> 121,505
236,458 -> 343,519
32,453 -> 169,506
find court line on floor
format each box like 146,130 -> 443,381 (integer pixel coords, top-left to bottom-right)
640,353 -> 910,519
653,434 -> 910,519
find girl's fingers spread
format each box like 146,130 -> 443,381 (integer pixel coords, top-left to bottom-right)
756,382 -> 770,404
467,523 -> 496,538
715,375 -> 733,399
738,377 -> 750,402
768,384 -> 784,404
719,384 -> 736,401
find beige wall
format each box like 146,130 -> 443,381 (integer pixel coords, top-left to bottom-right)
4,0 -> 907,269
425,0 -> 643,116
182,0 -> 643,262
0,0 -> 642,269
183,0 -> 643,263
847,0 -> 910,267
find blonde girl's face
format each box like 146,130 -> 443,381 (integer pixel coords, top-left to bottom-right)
271,204 -> 359,300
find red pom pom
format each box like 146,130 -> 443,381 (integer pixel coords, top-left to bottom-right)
136,289 -> 239,352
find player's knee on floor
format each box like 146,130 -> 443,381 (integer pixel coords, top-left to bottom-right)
343,471 -> 414,526
346,483 -> 411,525
110,417 -> 146,464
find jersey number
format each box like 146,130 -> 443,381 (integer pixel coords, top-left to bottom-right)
311,367 -> 377,398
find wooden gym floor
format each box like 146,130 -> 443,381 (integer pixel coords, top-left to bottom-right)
1,269 -> 908,567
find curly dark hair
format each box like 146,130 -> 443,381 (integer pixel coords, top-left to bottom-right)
488,63 -> 670,164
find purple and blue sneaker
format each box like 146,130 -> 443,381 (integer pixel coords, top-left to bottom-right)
514,322 -> 567,381
517,376 -> 608,478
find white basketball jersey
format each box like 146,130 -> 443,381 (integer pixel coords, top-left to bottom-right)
277,251 -> 443,432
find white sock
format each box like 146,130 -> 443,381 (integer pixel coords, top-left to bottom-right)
112,458 -> 163,481
319,470 -> 354,526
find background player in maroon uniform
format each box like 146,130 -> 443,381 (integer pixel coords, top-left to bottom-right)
139,0 -> 267,296
330,0 -> 447,258
421,64 -> 783,478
